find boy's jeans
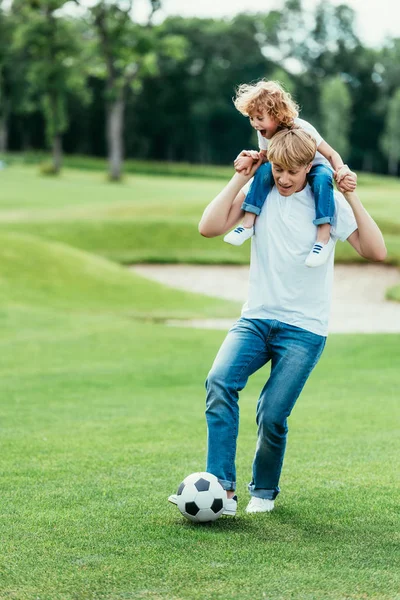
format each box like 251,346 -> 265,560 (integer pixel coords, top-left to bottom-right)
205,318 -> 326,500
242,162 -> 335,225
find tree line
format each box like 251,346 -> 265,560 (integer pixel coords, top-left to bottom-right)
1,0 -> 400,180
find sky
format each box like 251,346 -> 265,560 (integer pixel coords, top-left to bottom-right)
132,0 -> 400,48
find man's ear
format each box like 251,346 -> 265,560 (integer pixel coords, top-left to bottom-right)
305,162 -> 313,174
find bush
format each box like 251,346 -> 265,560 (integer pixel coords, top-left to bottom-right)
39,161 -> 60,176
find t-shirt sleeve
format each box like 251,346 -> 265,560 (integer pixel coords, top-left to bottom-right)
257,130 -> 268,151
331,191 -> 358,242
296,118 -> 323,148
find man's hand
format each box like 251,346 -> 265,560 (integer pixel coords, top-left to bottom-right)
335,166 -> 357,194
234,150 -> 260,175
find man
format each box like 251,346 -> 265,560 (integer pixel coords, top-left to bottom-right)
170,128 -> 386,515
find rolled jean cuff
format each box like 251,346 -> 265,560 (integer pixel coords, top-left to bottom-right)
313,216 -> 334,225
248,482 -> 280,500
241,202 -> 262,216
218,478 -> 236,491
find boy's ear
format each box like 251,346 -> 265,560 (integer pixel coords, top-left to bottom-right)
305,162 -> 313,174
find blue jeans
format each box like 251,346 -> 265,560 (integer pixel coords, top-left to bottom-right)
242,162 -> 335,225
205,318 -> 326,500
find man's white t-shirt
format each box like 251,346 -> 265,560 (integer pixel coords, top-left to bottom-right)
241,182 -> 357,336
257,118 -> 330,168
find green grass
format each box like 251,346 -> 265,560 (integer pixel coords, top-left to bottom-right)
0,165 -> 400,269
0,232 -> 240,320
0,302 -> 399,598
0,161 -> 399,598
387,286 -> 400,301
1,151 -> 234,179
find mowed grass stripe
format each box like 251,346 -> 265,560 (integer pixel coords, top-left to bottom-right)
0,166 -> 400,271
0,232 -> 239,319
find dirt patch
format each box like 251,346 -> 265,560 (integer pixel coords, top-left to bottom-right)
132,263 -> 400,334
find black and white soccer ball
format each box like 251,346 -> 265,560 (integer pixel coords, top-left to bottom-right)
176,472 -> 227,523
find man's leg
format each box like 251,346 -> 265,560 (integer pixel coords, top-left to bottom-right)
205,318 -> 272,492
248,322 -> 326,503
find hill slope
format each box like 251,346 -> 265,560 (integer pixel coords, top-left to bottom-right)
0,232 -> 240,320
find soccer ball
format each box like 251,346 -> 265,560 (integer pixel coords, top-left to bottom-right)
176,472 -> 227,523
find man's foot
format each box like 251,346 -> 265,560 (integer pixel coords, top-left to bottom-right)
305,237 -> 335,268
168,494 -> 178,505
245,497 -> 274,513
224,226 -> 254,246
222,495 -> 237,516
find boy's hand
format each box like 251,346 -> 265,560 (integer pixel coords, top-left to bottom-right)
335,165 -> 356,184
337,173 -> 357,194
335,166 -> 357,193
234,150 -> 260,175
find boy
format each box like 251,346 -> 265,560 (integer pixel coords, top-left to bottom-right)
224,80 -> 357,267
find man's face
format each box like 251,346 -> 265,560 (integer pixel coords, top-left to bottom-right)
271,162 -> 312,196
249,112 -> 279,139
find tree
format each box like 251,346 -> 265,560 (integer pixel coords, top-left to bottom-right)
12,0 -> 89,173
0,2 -> 15,151
0,3 -> 394,173
379,38 -> 400,94
381,88 -> 400,175
130,14 -> 280,164
320,76 -> 351,159
85,0 -> 163,180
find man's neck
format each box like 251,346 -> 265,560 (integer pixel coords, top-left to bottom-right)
295,179 -> 308,193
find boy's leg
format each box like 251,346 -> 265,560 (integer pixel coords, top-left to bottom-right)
305,164 -> 336,267
308,164 -> 335,226
205,318 -> 271,492
224,163 -> 274,246
241,162 -> 274,216
248,322 -> 326,502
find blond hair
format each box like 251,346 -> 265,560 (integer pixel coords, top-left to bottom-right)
233,80 -> 299,127
267,127 -> 317,169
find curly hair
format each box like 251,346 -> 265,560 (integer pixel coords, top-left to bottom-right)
233,80 -> 299,127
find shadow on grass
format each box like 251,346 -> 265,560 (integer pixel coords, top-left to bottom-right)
169,499 -> 394,548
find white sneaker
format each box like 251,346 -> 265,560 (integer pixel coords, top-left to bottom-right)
222,495 -> 237,516
245,497 -> 274,513
169,493 -> 236,515
305,237 -> 335,268
224,226 -> 254,246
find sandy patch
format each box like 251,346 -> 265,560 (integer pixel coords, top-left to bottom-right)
132,263 -> 400,334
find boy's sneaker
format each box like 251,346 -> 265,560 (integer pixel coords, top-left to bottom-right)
245,497 -> 274,513
168,493 -> 237,516
224,226 -> 254,246
305,237 -> 335,268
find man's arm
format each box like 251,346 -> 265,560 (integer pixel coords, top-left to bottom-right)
234,149 -> 268,175
344,191 -> 387,262
198,160 -> 262,237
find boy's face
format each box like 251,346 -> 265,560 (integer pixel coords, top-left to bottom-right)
249,112 -> 279,139
271,161 -> 312,196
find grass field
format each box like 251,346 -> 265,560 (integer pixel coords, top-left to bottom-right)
1,162 -> 399,297
0,162 -> 399,599
0,164 -> 400,268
